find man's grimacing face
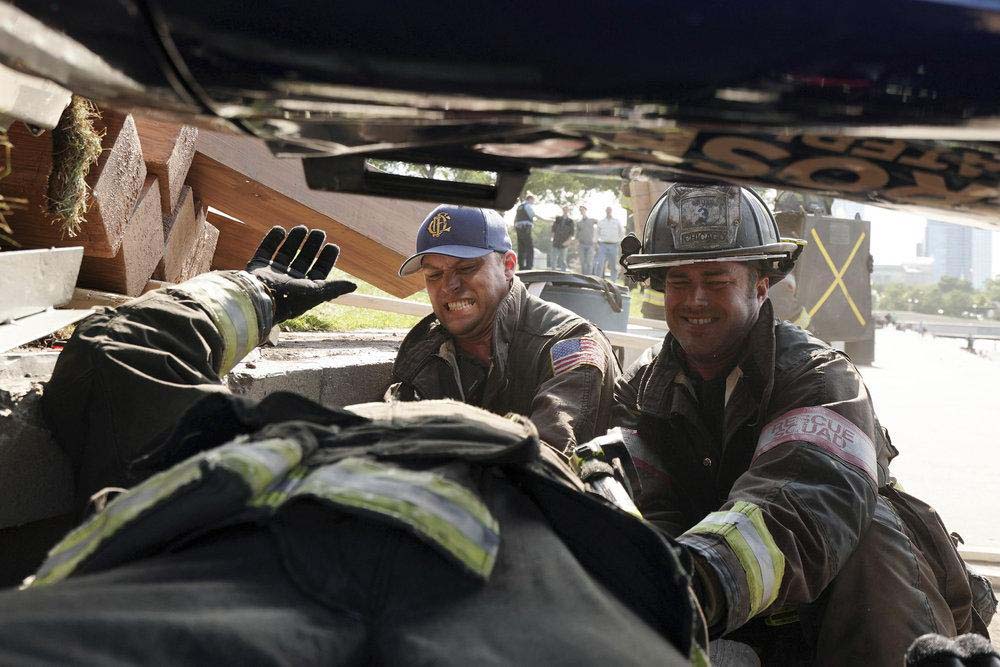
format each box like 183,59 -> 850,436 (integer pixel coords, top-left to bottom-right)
662,261 -> 768,364
420,252 -> 516,339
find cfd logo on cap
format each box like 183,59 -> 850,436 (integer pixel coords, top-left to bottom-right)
427,212 -> 452,238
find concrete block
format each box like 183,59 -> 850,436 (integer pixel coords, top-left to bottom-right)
0,360 -> 74,528
227,331 -> 402,407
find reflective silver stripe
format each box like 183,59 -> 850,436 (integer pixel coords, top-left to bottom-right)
680,500 -> 785,625
174,272 -> 261,374
32,456 -> 205,585
31,437 -> 302,586
216,438 -> 304,495
699,510 -> 778,613
296,462 -> 498,550
291,458 -> 499,578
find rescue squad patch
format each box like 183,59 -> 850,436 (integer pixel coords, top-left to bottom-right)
753,406 -> 877,485
550,337 -> 605,376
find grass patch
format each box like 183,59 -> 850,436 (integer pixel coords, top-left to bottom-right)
281,268 -> 428,332
280,272 -> 655,332
47,96 -> 103,237
282,303 -> 421,332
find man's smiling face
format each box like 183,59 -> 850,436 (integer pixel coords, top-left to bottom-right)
663,261 -> 768,369
421,251 -> 516,340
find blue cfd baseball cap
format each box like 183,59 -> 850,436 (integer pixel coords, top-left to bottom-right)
398,205 -> 513,276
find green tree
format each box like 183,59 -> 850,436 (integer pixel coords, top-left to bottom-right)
523,170 -> 621,207
367,160 -> 495,185
938,275 -> 974,294
876,283 -> 912,311
982,277 -> 1000,303
941,289 -> 974,317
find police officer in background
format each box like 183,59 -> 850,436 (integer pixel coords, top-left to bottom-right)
614,183 -> 985,664
387,205 -> 618,451
512,193 -> 538,270
0,224 -> 703,663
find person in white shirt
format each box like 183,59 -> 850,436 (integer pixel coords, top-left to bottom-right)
594,206 -> 625,281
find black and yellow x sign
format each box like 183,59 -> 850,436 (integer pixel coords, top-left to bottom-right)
807,228 -> 867,326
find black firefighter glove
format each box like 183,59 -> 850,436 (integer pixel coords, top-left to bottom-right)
246,225 -> 357,324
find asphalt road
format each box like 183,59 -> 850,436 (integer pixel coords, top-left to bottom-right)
860,328 -> 999,550
858,328 -> 1000,642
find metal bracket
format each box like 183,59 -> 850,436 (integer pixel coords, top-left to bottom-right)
302,154 -> 529,210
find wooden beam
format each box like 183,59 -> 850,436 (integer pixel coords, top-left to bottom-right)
77,176 -> 163,295
185,131 -> 431,298
175,215 -> 219,281
134,117 -> 198,215
205,209 -> 258,272
153,185 -> 200,282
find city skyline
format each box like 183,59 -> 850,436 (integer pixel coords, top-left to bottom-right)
843,203 -> 1000,282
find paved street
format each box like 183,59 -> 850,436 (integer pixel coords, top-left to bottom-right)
859,328 -> 1000,643
859,328 -> 999,552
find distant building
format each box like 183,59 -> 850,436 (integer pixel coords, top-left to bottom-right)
872,257 -> 935,287
923,220 -> 993,288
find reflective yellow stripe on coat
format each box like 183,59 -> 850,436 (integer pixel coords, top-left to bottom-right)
173,272 -> 262,374
29,437 -> 304,587
679,500 -> 785,630
29,447 -> 501,586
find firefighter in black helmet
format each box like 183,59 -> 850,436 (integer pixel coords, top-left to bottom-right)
613,183 -> 978,664
620,183 -> 802,291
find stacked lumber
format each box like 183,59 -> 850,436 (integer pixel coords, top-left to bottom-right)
0,112 -> 215,296
77,176 -> 163,296
4,116 -> 441,301
2,112 -> 147,258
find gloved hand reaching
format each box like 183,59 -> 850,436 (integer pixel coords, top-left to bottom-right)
246,225 -> 357,323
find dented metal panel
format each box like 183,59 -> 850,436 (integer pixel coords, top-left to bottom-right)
0,247 -> 84,322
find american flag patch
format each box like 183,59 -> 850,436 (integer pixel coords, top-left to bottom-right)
550,337 -> 605,376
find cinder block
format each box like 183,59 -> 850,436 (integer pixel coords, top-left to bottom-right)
0,384 -> 74,529
227,332 -> 401,407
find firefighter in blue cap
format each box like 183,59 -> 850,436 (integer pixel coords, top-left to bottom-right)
0,224 -> 704,663
387,205 -> 619,452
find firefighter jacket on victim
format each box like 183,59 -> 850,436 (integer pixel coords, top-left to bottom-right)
613,298 -> 897,635
36,271 -> 707,660
385,276 -> 618,451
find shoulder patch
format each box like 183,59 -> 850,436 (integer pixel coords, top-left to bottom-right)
550,337 -> 606,376
754,406 -> 877,485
